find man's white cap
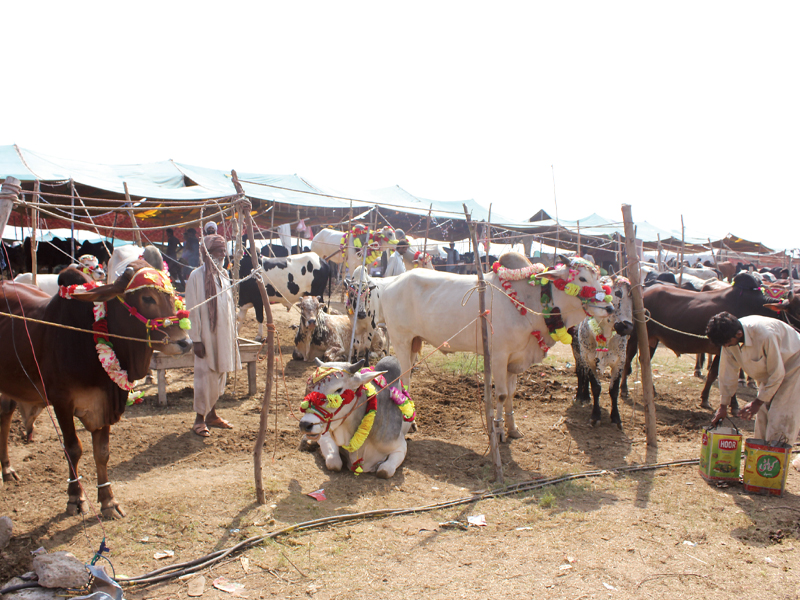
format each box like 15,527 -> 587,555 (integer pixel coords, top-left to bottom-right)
204,221 -> 218,234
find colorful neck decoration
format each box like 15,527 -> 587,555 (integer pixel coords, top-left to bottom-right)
340,226 -> 396,269
301,366 -> 415,474
588,317 -> 612,352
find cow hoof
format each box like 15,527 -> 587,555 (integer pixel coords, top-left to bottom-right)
101,504 -> 126,519
694,371 -> 703,378
66,499 -> 89,516
2,468 -> 20,482
506,428 -> 523,440
255,335 -> 264,343
298,437 -> 318,452
376,468 -> 393,479
614,421 -> 623,431
590,419 -> 599,427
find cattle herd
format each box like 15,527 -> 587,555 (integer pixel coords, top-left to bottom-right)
1,227 -> 799,518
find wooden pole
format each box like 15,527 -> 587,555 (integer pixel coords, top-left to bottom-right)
678,215 -> 685,288
577,220 -> 581,257
268,200 -> 275,257
123,182 -> 143,247
0,176 -> 22,241
463,204 -> 503,484
31,182 -> 39,285
656,234 -> 662,271
622,204 -> 657,448
423,204 -> 432,256
68,179 -> 76,260
232,171 -> 276,505
485,203 -> 492,273
707,237 -> 718,268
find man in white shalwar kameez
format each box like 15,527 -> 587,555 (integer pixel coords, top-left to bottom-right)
185,234 -> 241,436
708,312 -> 800,473
383,239 -> 408,278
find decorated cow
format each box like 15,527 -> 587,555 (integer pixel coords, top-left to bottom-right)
310,226 -> 397,277
571,276 -> 634,427
299,356 -> 416,478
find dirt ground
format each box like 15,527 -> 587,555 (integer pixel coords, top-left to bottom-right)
2,301 -> 800,600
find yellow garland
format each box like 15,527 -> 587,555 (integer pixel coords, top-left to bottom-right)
342,410 -> 376,453
397,398 -> 415,420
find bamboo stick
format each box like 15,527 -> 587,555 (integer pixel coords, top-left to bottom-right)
232,171 -> 276,505
678,215 -> 685,287
123,182 -> 143,246
622,204 -> 657,448
463,205 -> 503,484
31,182 -> 39,285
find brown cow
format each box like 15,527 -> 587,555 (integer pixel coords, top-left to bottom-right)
716,260 -> 736,282
621,272 -> 800,410
0,260 -> 192,518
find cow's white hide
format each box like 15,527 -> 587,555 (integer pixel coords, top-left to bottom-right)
380,252 -> 613,440
310,227 -> 397,276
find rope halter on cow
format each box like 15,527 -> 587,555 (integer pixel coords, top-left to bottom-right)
115,268 -> 191,347
301,365 -> 415,474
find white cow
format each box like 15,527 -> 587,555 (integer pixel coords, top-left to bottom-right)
675,266 -> 719,280
571,276 -> 634,428
402,235 -> 437,271
381,253 -> 613,440
107,245 -> 164,282
14,255 -> 106,296
310,226 -> 397,276
299,356 -> 415,478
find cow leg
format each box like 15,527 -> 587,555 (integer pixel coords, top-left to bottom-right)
394,339 -> 416,389
92,426 -> 125,519
254,298 -> 264,341
620,331 -> 638,397
608,372 -> 623,429
694,353 -> 705,378
503,373 -> 522,440
54,406 -> 89,516
0,397 -> 20,483
319,433 -> 342,472
236,304 -> 252,333
588,370 -> 603,426
701,355 -> 718,411
376,440 -> 407,479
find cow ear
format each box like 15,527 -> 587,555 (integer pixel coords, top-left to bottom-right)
536,264 -> 570,281
348,359 -> 365,374
356,369 -> 387,387
71,282 -> 125,304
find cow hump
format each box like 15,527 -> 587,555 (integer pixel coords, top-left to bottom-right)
497,252 -> 531,271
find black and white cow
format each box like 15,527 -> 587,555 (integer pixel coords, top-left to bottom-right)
571,276 -> 634,428
299,356 -> 416,478
237,251 -> 331,340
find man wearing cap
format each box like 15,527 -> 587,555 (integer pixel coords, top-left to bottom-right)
384,239 -> 409,277
185,234 -> 241,436
708,312 -> 800,472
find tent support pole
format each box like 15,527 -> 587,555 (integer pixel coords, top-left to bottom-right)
622,204 -> 658,448
123,182 -> 142,246
31,181 -> 39,284
423,204 -> 432,256
678,215 -> 685,288
464,205 -> 503,484
70,179 -> 75,260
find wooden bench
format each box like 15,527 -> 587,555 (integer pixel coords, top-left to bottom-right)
149,338 -> 264,405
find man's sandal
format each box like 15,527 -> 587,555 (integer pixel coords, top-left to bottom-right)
206,417 -> 234,430
192,422 -> 210,437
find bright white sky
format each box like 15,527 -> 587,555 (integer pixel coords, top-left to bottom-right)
3,2 -> 799,252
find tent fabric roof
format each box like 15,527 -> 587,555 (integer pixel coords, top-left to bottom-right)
0,146 -> 778,255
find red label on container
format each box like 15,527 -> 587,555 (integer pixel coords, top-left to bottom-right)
718,439 -> 738,451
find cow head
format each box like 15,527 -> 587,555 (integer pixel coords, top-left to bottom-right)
71,259 -> 192,356
298,358 -> 387,440
345,276 -> 376,320
533,254 -> 614,327
606,276 -> 635,337
298,296 -> 321,330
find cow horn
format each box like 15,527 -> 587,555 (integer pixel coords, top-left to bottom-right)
348,359 -> 366,374
557,254 -> 571,266
314,357 -> 326,367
